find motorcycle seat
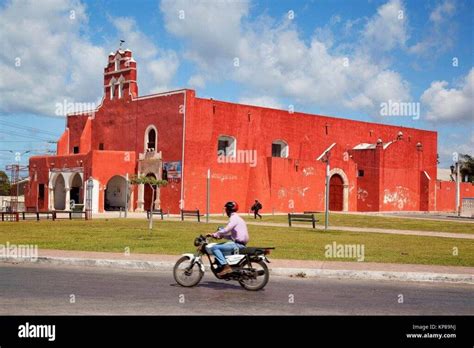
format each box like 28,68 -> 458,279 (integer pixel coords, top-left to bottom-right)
239,247 -> 274,255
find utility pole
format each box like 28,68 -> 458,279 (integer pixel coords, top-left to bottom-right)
451,152 -> 461,216
206,169 -> 210,223
322,151 -> 331,231
5,150 -> 30,212
456,161 -> 460,216
124,173 -> 129,218
325,154 -> 330,230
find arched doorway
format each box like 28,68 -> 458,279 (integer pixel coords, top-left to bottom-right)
105,175 -> 127,211
144,173 -> 157,211
53,174 -> 66,210
329,174 -> 344,211
70,174 -> 83,205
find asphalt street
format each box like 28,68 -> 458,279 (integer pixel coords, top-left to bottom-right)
0,263 -> 472,315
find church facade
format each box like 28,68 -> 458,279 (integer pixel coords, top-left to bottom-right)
25,49 -> 464,214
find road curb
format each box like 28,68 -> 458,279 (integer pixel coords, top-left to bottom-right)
1,256 -> 472,285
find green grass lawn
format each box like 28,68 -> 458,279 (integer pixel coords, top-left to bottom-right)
0,219 -> 473,267
211,213 -> 474,234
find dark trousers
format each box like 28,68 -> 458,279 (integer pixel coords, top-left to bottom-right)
254,210 -> 262,219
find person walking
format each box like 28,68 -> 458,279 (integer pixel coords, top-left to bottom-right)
251,199 -> 263,219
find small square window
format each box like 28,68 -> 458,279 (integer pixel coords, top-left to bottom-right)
73,146 -> 79,154
272,143 -> 282,157
99,143 -> 104,150
358,170 -> 364,177
217,136 -> 236,157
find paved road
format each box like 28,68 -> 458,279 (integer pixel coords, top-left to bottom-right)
0,264 -> 472,315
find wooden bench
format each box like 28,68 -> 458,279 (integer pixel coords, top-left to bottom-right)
147,208 -> 164,220
288,213 -> 318,228
1,212 -> 19,222
181,209 -> 201,222
53,211 -> 88,220
20,211 -> 55,221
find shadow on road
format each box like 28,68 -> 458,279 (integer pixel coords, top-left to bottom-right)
169,281 -> 243,290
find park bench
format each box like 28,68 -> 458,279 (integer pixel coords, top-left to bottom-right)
288,213 -> 318,228
20,211 -> 55,221
147,208 -> 164,220
53,211 -> 88,220
181,209 -> 201,222
1,212 -> 19,222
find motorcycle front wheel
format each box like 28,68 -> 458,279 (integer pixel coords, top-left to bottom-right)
173,256 -> 204,287
238,260 -> 269,291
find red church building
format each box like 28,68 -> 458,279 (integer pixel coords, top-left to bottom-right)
24,49 -> 469,214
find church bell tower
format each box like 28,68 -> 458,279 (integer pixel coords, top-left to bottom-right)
104,48 -> 138,100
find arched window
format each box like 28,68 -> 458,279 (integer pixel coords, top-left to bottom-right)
144,125 -> 157,152
272,140 -> 289,158
109,77 -> 116,100
217,135 -> 236,157
118,76 -> 125,99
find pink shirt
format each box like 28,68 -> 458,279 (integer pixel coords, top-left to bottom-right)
212,213 -> 249,245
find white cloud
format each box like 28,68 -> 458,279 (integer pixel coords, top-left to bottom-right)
421,68 -> 473,122
409,0 -> 456,56
0,0 -> 106,116
0,1 -> 180,117
238,96 -> 283,109
188,75 -> 205,89
430,0 -> 456,24
438,132 -> 474,166
160,0 -> 248,78
160,0 -> 411,116
362,0 -> 408,53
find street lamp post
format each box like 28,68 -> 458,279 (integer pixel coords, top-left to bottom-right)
451,152 -> 461,216
322,151 -> 331,231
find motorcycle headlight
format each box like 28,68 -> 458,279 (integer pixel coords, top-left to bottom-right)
194,237 -> 201,246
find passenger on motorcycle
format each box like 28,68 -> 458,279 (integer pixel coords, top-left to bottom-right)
206,201 -> 249,277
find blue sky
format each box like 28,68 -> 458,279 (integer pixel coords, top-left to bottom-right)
0,0 -> 472,173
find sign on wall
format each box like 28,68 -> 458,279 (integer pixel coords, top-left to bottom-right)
163,161 -> 182,179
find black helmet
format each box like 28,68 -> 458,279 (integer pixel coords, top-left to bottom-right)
224,201 -> 239,214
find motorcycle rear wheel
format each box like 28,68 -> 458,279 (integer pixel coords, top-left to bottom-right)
173,256 -> 204,287
238,260 -> 269,291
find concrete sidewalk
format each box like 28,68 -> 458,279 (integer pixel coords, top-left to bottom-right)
1,249 -> 473,285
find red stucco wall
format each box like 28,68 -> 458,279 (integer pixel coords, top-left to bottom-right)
26,49 -> 450,214
436,181 -> 474,212
181,97 -> 437,213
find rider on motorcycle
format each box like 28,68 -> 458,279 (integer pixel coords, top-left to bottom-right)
206,201 -> 249,277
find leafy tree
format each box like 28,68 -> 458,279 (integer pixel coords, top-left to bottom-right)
0,171 -> 11,196
459,153 -> 474,183
130,175 -> 167,230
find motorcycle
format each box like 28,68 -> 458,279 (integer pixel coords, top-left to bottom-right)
173,234 -> 275,291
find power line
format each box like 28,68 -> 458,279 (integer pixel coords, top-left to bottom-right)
0,140 -> 56,143
0,120 -> 59,137
0,129 -> 54,142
